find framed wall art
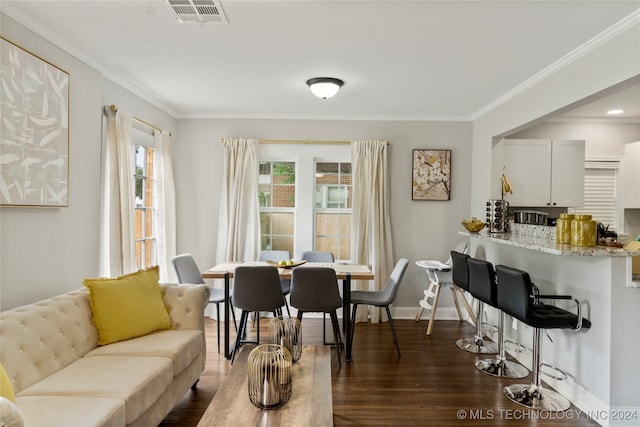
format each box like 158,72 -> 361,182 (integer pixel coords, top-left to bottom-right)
0,37 -> 69,207
412,149 -> 451,201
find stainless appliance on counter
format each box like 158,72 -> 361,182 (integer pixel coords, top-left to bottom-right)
512,210 -> 549,225
486,199 -> 509,233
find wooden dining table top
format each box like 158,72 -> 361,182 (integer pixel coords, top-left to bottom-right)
202,261 -> 374,281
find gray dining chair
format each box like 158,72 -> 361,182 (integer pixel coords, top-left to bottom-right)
230,265 -> 286,363
290,267 -> 343,366
171,253 -> 237,354
300,251 -> 335,263
299,251 -> 336,344
257,250 -> 292,315
349,258 -> 409,357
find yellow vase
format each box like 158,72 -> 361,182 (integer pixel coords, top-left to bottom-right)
556,213 -> 574,245
570,214 -> 596,247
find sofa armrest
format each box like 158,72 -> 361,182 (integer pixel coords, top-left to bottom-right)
161,283 -> 210,331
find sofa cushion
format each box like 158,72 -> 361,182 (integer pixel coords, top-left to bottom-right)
15,395 -> 124,427
18,355 -> 172,424
85,330 -> 202,376
83,266 -> 173,345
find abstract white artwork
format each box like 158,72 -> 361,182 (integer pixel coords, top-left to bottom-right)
1,37 -> 69,207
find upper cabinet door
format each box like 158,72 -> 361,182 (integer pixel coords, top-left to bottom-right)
624,141 -> 640,209
501,139 -> 552,207
496,139 -> 585,207
550,140 -> 585,207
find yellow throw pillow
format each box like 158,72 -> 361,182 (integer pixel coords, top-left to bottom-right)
84,266 -> 173,345
0,363 -> 15,402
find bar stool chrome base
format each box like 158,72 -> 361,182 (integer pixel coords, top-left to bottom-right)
504,383 -> 571,412
475,358 -> 529,378
456,337 -> 497,354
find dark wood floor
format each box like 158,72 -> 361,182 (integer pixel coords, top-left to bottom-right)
160,317 -> 598,426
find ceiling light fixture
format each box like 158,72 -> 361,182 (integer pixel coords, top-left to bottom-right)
607,109 -> 624,115
306,77 -> 344,99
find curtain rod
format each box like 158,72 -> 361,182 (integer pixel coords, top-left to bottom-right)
108,105 -> 171,136
220,138 -> 389,145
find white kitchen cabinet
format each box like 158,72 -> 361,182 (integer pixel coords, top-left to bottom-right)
494,139 -> 585,207
624,141 -> 640,208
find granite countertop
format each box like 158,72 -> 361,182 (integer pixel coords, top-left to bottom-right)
459,225 -> 640,257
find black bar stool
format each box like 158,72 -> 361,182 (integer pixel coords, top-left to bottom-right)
467,258 -> 528,378
452,251 -> 497,354
495,265 -> 591,411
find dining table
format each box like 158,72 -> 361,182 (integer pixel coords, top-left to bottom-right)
202,261 -> 374,362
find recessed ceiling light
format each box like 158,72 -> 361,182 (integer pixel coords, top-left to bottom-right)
607,109 -> 624,115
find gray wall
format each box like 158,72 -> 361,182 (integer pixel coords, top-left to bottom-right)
174,119 -> 472,311
0,14 -> 176,309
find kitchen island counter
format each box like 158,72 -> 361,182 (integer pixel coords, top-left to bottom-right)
461,230 -> 640,425
459,229 -> 640,257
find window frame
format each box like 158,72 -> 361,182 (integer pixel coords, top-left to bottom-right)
258,144 -> 351,260
131,126 -> 157,270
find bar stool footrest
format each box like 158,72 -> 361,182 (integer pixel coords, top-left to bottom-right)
540,362 -> 568,381
504,339 -> 527,353
475,358 -> 529,379
456,337 -> 498,354
504,383 -> 570,412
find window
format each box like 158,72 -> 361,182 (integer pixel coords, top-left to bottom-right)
259,161 -> 295,254
314,162 -> 352,259
258,144 -> 352,261
133,129 -> 157,270
569,160 -> 620,230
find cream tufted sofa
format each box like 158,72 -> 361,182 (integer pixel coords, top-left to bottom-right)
0,283 -> 210,427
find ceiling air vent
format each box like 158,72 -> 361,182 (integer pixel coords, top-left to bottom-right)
165,0 -> 228,23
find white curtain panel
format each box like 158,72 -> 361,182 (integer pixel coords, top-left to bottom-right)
351,140 -> 394,324
100,109 -> 136,277
154,130 -> 177,282
215,138 -> 260,264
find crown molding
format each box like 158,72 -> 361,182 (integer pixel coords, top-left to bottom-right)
471,9 -> 640,121
1,6 -> 179,118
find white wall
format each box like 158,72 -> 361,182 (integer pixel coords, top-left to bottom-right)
471,19 -> 640,219
173,119 -> 472,309
0,14 -> 176,310
510,121 -> 640,158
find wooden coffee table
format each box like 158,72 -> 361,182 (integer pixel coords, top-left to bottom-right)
197,345 -> 333,426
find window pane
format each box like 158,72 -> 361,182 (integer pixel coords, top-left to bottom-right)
135,209 -> 143,240
271,212 -> 294,235
259,161 -> 296,255
339,238 -> 350,259
271,236 -> 293,254
145,208 -> 153,237
145,177 -> 153,207
339,213 -> 351,235
260,212 -> 271,234
316,237 -> 338,254
135,177 -> 144,206
135,241 -> 143,270
316,213 -> 338,236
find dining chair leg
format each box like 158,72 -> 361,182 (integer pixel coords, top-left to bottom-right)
215,302 -> 221,354
231,311 -> 249,364
426,282 -> 441,336
385,305 -> 401,357
450,286 -> 464,320
350,304 -> 358,352
229,301 -> 238,331
329,310 -> 342,367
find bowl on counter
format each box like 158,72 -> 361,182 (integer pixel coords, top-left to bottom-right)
512,210 -> 548,225
462,218 -> 486,233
